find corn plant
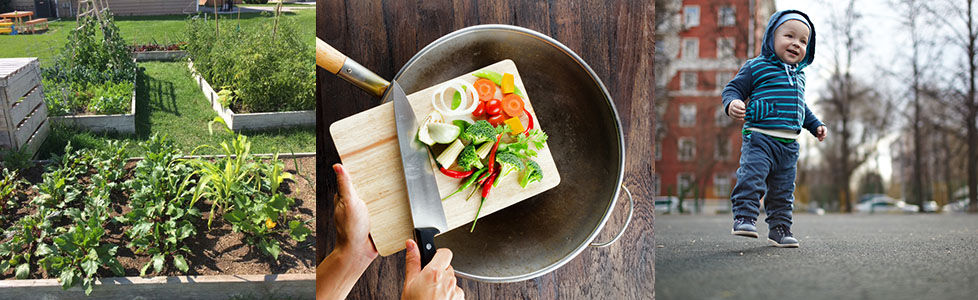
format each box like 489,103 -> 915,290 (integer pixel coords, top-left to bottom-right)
191,133 -> 259,229
120,135 -> 198,276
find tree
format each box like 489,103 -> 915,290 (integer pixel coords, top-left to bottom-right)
818,0 -> 892,212
925,0 -> 978,213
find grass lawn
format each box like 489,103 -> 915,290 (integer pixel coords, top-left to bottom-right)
37,61 -> 316,158
0,9 -> 314,62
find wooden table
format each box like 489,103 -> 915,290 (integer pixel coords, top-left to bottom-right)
317,1 -> 655,298
0,11 -> 33,26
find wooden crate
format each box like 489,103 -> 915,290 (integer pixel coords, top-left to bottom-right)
0,58 -> 50,157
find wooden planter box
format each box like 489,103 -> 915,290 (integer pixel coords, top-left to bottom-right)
0,273 -> 314,299
188,60 -> 315,131
133,50 -> 188,62
0,58 -> 50,158
48,59 -> 139,134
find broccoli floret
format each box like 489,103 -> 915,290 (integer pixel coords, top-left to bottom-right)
457,144 -> 484,171
519,160 -> 543,188
494,152 -> 525,186
461,120 -> 497,145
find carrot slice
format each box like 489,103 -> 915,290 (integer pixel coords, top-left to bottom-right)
501,94 -> 524,117
474,78 -> 496,102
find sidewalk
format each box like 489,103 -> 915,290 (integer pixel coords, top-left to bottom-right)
196,2 -> 315,15
655,214 -> 978,299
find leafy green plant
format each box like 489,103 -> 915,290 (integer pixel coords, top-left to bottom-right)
0,168 -> 24,213
86,81 -> 134,115
120,135 -> 198,276
1,147 -> 34,171
191,133 -> 259,229
42,10 -> 136,116
0,206 -> 55,280
184,14 -> 314,113
39,169 -> 124,295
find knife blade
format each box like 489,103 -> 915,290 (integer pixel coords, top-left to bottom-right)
389,81 -> 447,268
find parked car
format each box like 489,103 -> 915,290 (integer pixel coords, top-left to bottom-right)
654,196 -> 692,214
855,196 -> 918,213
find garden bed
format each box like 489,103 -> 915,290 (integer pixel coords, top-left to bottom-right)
188,60 -> 315,131
0,143 -> 317,297
47,61 -> 138,134
133,50 -> 187,62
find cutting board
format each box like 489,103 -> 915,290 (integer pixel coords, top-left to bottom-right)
329,60 -> 561,256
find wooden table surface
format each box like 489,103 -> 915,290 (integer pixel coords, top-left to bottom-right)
317,1 -> 655,298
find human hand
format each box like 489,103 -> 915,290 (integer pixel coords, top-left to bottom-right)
333,163 -> 378,264
816,126 -> 827,142
402,240 -> 464,300
728,100 -> 746,121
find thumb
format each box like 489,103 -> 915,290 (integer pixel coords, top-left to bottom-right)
333,164 -> 358,200
404,239 -> 421,282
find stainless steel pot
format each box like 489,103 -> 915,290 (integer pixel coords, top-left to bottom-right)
319,24 -> 633,282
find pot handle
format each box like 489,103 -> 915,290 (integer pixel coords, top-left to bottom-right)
316,37 -> 391,97
590,184 -> 634,248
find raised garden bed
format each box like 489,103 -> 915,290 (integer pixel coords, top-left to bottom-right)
188,60 -> 315,131
133,50 -> 187,62
48,60 -> 138,135
0,139 -> 317,297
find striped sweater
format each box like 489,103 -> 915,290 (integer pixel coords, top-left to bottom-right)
721,10 -> 824,138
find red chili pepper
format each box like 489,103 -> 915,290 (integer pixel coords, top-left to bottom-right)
486,133 -> 503,166
481,166 -> 500,199
523,107 -> 534,137
439,166 -> 473,178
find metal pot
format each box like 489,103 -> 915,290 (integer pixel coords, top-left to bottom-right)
319,24 -> 633,282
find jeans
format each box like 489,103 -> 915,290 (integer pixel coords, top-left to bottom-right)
730,132 -> 799,229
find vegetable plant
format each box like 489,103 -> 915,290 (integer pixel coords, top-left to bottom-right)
0,207 -> 54,280
119,135 -> 198,276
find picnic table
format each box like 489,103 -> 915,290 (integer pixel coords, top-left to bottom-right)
0,11 -> 47,34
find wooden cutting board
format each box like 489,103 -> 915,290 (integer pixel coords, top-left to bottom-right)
329,60 -> 561,256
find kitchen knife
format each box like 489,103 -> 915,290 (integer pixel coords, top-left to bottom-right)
389,81 -> 448,268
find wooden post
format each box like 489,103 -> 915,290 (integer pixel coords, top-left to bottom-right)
213,0 -> 219,40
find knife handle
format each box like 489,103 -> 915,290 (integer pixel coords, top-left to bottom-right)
316,38 -> 391,97
414,227 -> 439,268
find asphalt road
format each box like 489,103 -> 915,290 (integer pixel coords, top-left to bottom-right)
655,213 -> 978,300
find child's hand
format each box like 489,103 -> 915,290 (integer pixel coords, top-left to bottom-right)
728,99 -> 746,121
816,126 -> 827,142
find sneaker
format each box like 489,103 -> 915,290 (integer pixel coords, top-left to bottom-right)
768,225 -> 799,248
731,217 -> 758,238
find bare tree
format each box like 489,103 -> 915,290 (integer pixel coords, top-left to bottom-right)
924,0 -> 978,212
819,0 -> 892,212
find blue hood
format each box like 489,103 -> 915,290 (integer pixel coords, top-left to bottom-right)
760,10 -> 816,71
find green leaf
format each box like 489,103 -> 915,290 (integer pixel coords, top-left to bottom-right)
108,260 -> 124,277
59,268 -> 76,290
289,220 -> 312,242
261,240 -> 281,259
152,254 -> 165,274
82,259 -> 98,276
35,243 -> 54,256
15,263 -> 30,279
140,261 -> 152,277
173,254 -> 189,273
83,278 -> 94,295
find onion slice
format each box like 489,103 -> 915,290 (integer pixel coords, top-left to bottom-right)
432,80 -> 479,116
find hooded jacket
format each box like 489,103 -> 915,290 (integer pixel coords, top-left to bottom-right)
721,10 -> 824,139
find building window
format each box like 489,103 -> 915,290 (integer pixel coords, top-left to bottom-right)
679,104 -> 697,127
678,137 -> 695,161
682,38 -> 699,59
715,106 -> 732,127
714,173 -> 732,198
680,71 -> 697,91
718,6 -> 736,27
655,140 -> 662,161
684,5 -> 700,28
717,37 -> 735,59
678,173 -> 695,195
653,173 -> 661,196
716,71 -> 733,90
715,134 -> 730,161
